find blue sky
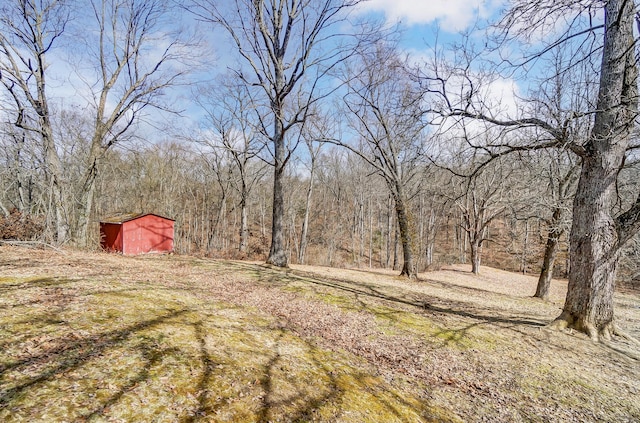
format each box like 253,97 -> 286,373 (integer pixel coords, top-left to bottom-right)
183,0 -> 508,126
18,0 -> 509,146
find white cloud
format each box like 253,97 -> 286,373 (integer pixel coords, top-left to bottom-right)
358,0 -> 502,31
435,75 -> 522,145
478,77 -> 520,119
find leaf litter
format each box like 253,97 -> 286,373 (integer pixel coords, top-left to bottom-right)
0,246 -> 638,422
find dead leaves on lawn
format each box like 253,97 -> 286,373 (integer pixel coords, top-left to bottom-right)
0,247 -> 639,422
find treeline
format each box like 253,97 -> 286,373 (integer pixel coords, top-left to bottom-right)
4,136 -> 635,285
2,0 -> 640,339
2,132 -> 639,289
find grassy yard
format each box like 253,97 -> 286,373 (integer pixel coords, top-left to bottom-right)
0,246 -> 638,422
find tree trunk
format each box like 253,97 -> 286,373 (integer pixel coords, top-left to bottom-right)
36,69 -> 68,245
50,175 -> 68,245
535,209 -> 564,300
267,120 -> 288,267
535,235 -> 561,301
42,125 -> 68,245
552,0 -> 638,341
393,189 -> 416,278
75,154 -> 103,248
298,160 -> 315,264
75,178 -> 96,248
470,239 -> 481,275
239,193 -> 248,253
554,155 -> 621,340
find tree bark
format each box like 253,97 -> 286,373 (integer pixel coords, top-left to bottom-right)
239,192 -> 248,253
393,187 -> 416,278
535,235 -> 560,301
267,117 -> 288,267
75,149 -> 103,248
75,175 -> 96,248
552,0 -> 638,341
298,159 -> 315,264
41,111 -> 68,244
535,208 -> 564,300
470,239 -> 481,275
554,155 -> 621,340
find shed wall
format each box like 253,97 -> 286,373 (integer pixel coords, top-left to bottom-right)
121,214 -> 174,255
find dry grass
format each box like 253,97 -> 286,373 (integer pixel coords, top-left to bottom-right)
0,246 -> 638,422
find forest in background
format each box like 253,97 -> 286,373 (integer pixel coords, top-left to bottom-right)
2,137 -> 639,290
2,0 -> 640,341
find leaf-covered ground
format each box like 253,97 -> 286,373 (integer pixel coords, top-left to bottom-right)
0,246 -> 638,422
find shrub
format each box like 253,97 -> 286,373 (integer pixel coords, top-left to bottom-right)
0,209 -> 44,240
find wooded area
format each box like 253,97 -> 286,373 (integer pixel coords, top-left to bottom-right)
1,0 -> 640,342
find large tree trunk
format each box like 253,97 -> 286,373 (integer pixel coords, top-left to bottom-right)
75,154 -> 102,248
75,179 -> 96,249
267,114 -> 288,267
42,123 -> 68,245
267,167 -> 288,266
552,0 -> 638,341
554,155 -> 621,340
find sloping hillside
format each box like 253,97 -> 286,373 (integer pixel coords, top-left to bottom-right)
0,246 -> 638,422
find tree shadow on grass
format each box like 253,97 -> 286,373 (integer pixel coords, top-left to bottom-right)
181,320 -> 217,423
227,261 -> 547,329
180,322 -> 346,423
0,308 -> 189,407
0,276 -> 71,293
0,259 -> 461,422
179,317 -> 439,422
80,340 -> 183,420
252,330 -> 345,423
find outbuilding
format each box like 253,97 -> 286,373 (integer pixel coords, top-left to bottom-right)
100,213 -> 175,255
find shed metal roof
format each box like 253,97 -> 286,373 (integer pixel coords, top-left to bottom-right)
100,213 -> 175,224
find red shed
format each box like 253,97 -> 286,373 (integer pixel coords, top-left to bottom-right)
100,213 -> 175,255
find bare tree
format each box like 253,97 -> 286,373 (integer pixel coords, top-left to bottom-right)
436,134 -> 512,275
196,77 -> 268,253
0,0 -> 70,243
71,0 -> 193,247
189,0 -> 372,267
333,41 -> 429,278
457,161 -> 509,275
532,151 -> 578,300
426,0 -> 640,341
298,127 -> 324,264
